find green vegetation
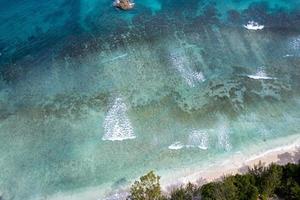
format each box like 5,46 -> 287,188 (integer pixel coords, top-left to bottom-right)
127,171 -> 165,200
127,161 -> 300,200
169,183 -> 201,200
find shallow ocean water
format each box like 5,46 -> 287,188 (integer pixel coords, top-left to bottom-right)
1,0 -> 300,199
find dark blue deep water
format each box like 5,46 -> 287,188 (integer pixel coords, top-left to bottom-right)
1,0 -> 300,200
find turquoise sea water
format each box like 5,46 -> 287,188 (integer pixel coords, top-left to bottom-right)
1,0 -> 300,199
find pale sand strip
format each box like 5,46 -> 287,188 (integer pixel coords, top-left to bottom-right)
161,137 -> 300,191
37,135 -> 300,200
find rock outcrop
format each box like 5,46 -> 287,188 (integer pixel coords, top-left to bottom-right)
113,0 -> 135,10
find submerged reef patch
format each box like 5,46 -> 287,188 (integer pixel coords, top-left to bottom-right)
1,1 -> 300,200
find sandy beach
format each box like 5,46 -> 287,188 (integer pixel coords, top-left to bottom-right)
161,135 -> 300,192
37,134 -> 300,200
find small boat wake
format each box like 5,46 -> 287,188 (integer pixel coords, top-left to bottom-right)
244,21 -> 264,30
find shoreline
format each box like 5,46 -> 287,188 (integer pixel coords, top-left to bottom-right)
161,135 -> 300,192
40,135 -> 300,200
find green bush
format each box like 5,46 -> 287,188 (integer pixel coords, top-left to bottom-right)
127,171 -> 164,200
276,163 -> 300,199
289,180 -> 300,200
233,174 -> 258,200
170,183 -> 200,200
200,182 -> 222,200
128,162 -> 300,200
260,163 -> 282,198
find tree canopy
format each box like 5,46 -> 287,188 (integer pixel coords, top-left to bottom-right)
127,161 -> 300,200
127,171 -> 164,200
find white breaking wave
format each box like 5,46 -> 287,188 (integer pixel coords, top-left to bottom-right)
170,54 -> 205,87
102,97 -> 135,141
188,130 -> 209,150
289,36 -> 300,50
283,54 -> 294,58
243,21 -> 264,30
168,141 -> 185,150
247,69 -> 275,80
168,130 -> 209,150
217,121 -> 231,151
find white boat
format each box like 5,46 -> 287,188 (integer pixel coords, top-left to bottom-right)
244,21 -> 264,30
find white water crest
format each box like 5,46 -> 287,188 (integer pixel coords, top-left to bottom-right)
188,130 -> 209,150
217,120 -> 231,151
102,97 -> 135,141
168,130 -> 209,150
244,21 -> 264,30
289,36 -> 300,50
168,141 -> 184,150
169,53 -> 205,87
247,69 -> 275,80
283,54 -> 294,58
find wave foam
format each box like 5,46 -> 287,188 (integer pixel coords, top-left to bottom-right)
102,97 -> 135,141
168,130 -> 209,150
188,130 -> 209,150
247,69 -> 275,80
170,54 -> 205,87
217,121 -> 231,151
289,36 -> 300,50
283,54 -> 294,58
244,21 -> 264,30
168,141 -> 184,150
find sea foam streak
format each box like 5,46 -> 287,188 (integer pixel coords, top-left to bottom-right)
283,54 -> 294,58
102,97 -> 135,141
243,21 -> 264,30
289,36 -> 300,50
170,53 -> 205,87
168,141 -> 184,150
102,53 -> 128,64
247,69 -> 275,80
217,121 -> 231,151
188,130 -> 209,150
168,130 -> 209,150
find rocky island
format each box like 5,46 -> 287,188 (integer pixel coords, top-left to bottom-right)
113,0 -> 135,10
